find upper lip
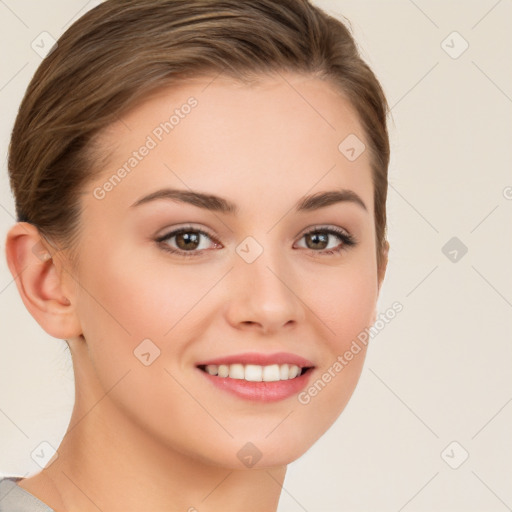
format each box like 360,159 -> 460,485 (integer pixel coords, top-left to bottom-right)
196,352 -> 314,368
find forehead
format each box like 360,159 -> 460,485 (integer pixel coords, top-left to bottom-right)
86,72 -> 373,217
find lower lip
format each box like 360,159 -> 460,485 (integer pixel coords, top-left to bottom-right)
198,368 -> 314,402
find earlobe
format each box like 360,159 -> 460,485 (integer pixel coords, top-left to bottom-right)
5,222 -> 81,340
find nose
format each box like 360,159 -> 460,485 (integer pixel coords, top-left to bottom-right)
224,242 -> 306,335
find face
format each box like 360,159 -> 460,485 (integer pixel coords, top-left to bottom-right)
70,72 -> 383,468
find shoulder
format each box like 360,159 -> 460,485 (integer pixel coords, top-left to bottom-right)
0,477 -> 56,512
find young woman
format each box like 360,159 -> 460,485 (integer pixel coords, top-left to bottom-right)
1,1 -> 390,510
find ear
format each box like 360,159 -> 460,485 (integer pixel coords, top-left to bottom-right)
4,222 -> 82,340
370,240 -> 390,325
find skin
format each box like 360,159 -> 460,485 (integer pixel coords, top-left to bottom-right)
5,72 -> 388,512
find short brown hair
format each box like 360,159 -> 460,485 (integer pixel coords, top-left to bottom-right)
8,0 -> 389,272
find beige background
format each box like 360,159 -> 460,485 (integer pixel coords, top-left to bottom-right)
1,1 -> 511,510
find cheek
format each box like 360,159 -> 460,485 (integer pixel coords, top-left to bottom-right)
73,253 -> 205,434
74,254 -> 169,382
74,247 -> 227,398
307,260 -> 378,352
77,246 -> 209,345
297,260 -> 377,420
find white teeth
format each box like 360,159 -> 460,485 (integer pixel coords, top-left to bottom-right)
218,364 -> 229,378
262,364 -> 280,382
245,364 -> 262,382
206,364 -> 218,375
229,364 -> 244,379
203,363 -> 304,381
288,365 -> 299,379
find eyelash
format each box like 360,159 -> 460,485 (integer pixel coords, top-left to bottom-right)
155,224 -> 357,258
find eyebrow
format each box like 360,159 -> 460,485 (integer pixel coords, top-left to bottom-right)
130,187 -> 368,214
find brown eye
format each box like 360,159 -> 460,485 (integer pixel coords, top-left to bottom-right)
296,226 -> 356,254
156,226 -> 221,257
175,231 -> 201,250
304,232 -> 329,250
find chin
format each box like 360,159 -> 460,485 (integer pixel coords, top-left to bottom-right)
187,423 -> 328,470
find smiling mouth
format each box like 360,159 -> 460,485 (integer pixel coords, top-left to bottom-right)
197,363 -> 313,382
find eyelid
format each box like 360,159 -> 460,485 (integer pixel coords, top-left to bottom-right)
295,224 -> 357,250
155,223 -> 356,257
155,223 -> 222,257
155,223 -> 219,242
296,223 -> 352,239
